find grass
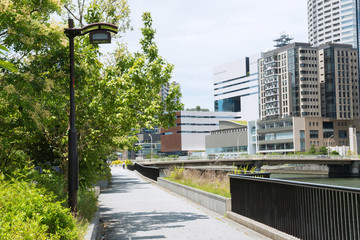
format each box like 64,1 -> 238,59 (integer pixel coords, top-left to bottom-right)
164,167 -> 231,198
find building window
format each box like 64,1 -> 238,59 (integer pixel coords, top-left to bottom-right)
338,130 -> 347,138
310,130 -> 319,138
300,130 -> 305,139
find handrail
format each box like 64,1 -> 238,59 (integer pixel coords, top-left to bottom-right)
134,154 -> 359,164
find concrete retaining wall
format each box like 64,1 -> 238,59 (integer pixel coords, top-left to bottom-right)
157,178 -> 231,215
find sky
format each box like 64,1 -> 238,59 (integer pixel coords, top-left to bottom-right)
103,0 -> 309,111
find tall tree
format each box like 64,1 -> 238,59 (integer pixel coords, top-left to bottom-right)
0,1 -> 182,185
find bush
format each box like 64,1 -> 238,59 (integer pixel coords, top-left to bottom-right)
0,176 -> 80,239
77,188 -> 98,222
164,168 -> 230,198
168,166 -> 185,180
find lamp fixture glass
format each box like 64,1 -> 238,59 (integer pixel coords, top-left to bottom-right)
89,30 -> 111,44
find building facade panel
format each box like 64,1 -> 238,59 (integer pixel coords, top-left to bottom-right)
214,54 -> 260,120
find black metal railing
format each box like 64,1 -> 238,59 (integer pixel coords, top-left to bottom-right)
127,164 -> 135,171
129,163 -> 159,181
230,175 -> 360,240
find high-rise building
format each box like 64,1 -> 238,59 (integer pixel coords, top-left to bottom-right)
308,0 -> 358,47
257,42 -> 360,153
213,54 -> 260,121
259,42 -> 359,120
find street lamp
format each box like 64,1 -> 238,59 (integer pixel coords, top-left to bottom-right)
64,19 -> 118,214
352,133 -> 358,155
148,134 -> 153,160
236,131 -> 243,156
327,135 -> 334,156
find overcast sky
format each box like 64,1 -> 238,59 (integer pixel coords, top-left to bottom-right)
105,0 -> 308,111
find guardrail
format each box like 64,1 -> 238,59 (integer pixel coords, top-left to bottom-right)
229,175 -> 360,240
134,154 -> 359,164
127,163 -> 159,181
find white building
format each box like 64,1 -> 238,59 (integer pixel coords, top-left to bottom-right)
161,111 -> 240,156
308,0 -> 357,47
213,54 -> 260,121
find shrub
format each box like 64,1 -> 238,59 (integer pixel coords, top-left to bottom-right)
125,159 -> 133,165
164,168 -> 230,198
77,188 -> 98,222
0,176 -> 80,239
168,166 -> 184,180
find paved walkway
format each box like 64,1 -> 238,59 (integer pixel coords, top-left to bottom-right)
99,167 -> 271,240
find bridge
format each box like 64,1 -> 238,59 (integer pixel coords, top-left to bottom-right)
136,155 -> 360,177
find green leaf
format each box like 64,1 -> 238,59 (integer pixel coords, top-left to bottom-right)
0,44 -> 9,54
0,60 -> 17,72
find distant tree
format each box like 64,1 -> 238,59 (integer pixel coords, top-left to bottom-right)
330,150 -> 340,156
186,105 -> 209,111
308,145 -> 317,155
318,146 -> 328,155
145,153 -> 160,159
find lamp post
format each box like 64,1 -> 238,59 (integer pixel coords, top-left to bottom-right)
327,135 -> 334,156
64,19 -> 118,214
236,131 -> 243,156
148,134 -> 153,160
352,133 -> 358,155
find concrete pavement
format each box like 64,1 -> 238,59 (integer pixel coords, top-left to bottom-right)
99,167 -> 271,240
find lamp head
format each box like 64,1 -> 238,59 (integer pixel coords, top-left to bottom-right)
89,30 -> 111,44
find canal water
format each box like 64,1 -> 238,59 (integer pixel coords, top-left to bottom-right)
271,173 -> 360,189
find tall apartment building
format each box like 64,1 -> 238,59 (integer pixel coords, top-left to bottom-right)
308,0 -> 357,47
213,54 -> 260,120
257,42 -> 360,153
259,42 -> 359,120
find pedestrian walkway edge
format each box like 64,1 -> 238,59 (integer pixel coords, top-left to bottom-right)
157,177 -> 230,215
84,209 -> 100,240
227,211 -> 300,240
156,176 -> 298,240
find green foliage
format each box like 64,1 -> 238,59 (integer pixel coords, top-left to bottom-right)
169,166 -> 185,180
330,150 -> 340,155
346,149 -> 355,156
185,106 -> 209,111
318,146 -> 328,155
145,153 -> 160,159
308,145 -> 317,155
0,44 -> 17,72
0,178 -> 80,239
165,169 -> 230,198
33,169 -> 67,203
0,1 -> 181,188
77,188 -> 98,222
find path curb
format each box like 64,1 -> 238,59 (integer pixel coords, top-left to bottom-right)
84,210 -> 100,240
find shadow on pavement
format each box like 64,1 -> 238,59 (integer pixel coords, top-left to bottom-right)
101,211 -> 209,239
101,175 -> 150,194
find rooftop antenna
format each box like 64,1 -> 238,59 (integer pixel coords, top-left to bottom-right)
274,32 -> 293,48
